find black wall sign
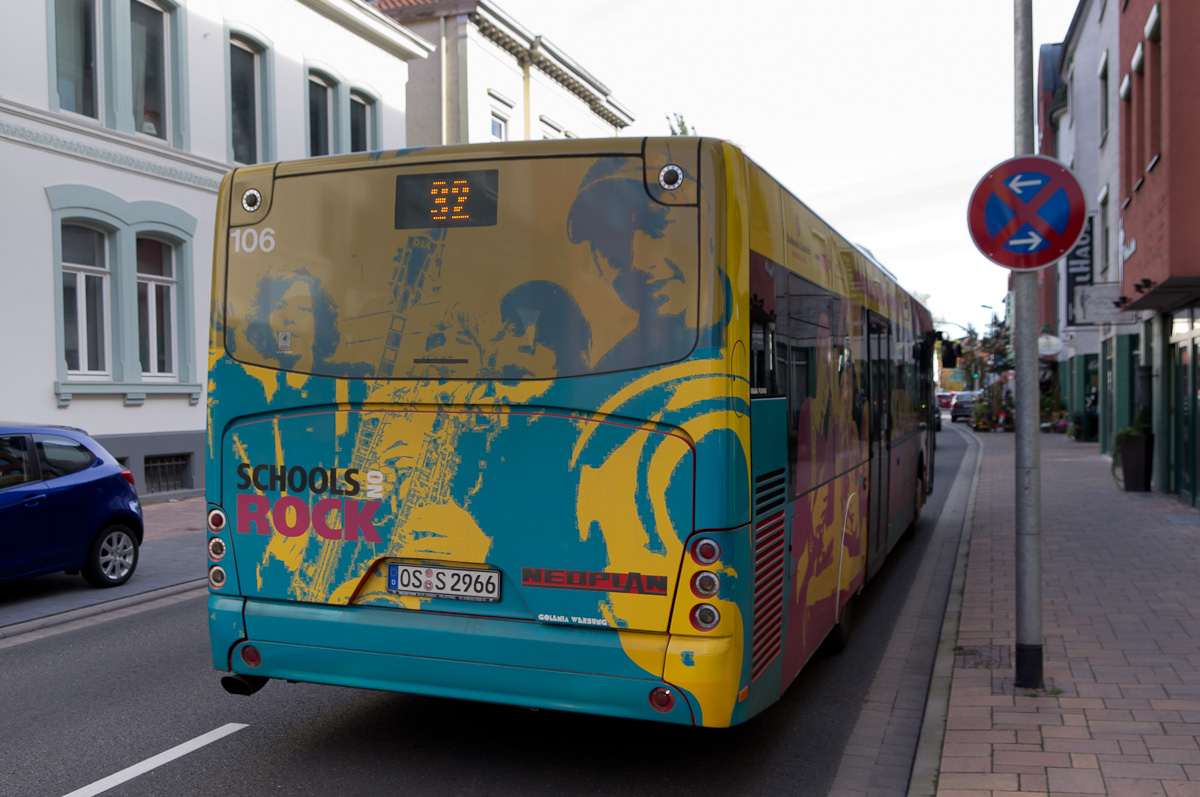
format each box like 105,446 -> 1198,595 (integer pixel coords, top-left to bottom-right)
1065,216 -> 1094,326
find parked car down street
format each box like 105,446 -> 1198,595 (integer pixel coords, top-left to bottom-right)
950,390 -> 982,423
0,423 -> 142,587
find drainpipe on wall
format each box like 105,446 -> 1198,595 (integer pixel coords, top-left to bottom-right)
440,16 -> 448,145
524,37 -> 540,141
455,14 -> 470,143
521,55 -> 531,140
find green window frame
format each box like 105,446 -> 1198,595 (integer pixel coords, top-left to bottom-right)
46,0 -> 190,150
226,26 -> 276,165
46,185 -> 200,407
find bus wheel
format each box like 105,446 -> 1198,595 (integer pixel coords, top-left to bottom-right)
823,595 -> 855,655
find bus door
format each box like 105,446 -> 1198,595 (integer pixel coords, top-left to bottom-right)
867,313 -> 890,578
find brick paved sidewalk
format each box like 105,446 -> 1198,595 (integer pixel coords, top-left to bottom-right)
141,494 -> 206,541
935,431 -> 1200,796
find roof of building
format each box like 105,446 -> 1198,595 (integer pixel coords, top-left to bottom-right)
369,0 -> 634,128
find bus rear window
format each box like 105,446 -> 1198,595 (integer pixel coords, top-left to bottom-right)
224,156 -> 699,380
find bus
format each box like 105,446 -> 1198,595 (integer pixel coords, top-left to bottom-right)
205,137 -> 937,728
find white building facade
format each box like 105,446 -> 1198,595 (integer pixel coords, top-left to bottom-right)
376,0 -> 634,145
1043,0 -> 1126,448
0,0 -> 431,498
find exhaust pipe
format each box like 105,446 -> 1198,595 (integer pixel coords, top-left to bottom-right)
221,674 -> 269,696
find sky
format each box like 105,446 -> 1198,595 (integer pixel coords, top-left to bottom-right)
495,0 -> 1082,335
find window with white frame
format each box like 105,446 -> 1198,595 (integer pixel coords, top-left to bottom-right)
308,72 -> 334,156
490,112 -> 508,142
61,224 -> 109,375
229,37 -> 262,164
130,0 -> 169,139
136,237 -> 175,376
349,91 -> 372,152
54,0 -> 99,118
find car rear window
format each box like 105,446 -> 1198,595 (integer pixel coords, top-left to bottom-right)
34,434 -> 96,479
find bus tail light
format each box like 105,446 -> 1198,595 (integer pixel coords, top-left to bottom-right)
208,566 -> 227,590
241,645 -> 262,668
208,537 -> 227,561
207,508 -> 227,532
648,687 -> 675,712
691,571 -> 720,598
691,604 -> 720,631
691,538 -> 720,565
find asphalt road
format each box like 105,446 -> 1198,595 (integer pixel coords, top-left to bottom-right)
0,424 -> 967,797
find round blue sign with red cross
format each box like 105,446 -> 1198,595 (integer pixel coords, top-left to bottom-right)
967,155 -> 1086,270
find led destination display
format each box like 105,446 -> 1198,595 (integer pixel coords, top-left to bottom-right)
394,169 -> 499,229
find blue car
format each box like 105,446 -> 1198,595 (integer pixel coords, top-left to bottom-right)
0,423 -> 142,587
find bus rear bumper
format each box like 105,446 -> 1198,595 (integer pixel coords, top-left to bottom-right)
212,596 -> 698,725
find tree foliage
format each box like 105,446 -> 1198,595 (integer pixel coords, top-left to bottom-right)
666,113 -> 694,136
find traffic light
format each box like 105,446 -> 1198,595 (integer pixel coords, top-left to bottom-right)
942,342 -> 959,368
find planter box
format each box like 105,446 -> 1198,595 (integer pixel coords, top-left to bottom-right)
1120,434 -> 1154,492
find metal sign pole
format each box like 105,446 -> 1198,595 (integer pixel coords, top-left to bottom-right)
1013,0 -> 1043,689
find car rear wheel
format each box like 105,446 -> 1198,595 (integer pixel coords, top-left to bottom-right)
82,524 -> 139,587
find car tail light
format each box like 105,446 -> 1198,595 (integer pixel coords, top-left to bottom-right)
691,538 -> 720,565
207,508 -> 227,532
241,645 -> 262,668
120,470 -> 135,487
208,566 -> 226,590
648,687 -> 675,712
690,604 -> 720,631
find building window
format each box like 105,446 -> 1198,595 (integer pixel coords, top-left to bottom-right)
1098,50 -> 1109,142
136,237 -> 175,376
54,0 -> 98,118
229,38 -> 261,164
1148,41 -> 1162,164
144,453 -> 189,493
349,91 -> 372,152
1066,62 -> 1075,127
131,0 -> 169,139
540,115 -> 563,140
308,72 -> 334,157
49,0 -> 186,147
1120,72 -> 1132,198
61,223 -> 109,375
1099,192 -> 1110,274
1146,2 -> 1162,164
48,185 -> 200,407
490,113 -> 507,142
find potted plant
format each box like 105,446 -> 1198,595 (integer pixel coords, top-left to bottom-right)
1113,408 -> 1153,492
972,401 -> 992,431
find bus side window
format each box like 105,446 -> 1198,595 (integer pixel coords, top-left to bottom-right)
749,252 -> 782,397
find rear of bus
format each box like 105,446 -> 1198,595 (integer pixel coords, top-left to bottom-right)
205,138 -> 758,727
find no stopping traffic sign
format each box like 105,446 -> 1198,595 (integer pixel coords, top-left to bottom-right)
967,155 -> 1086,271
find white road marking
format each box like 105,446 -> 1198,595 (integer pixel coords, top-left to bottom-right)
61,723 -> 248,797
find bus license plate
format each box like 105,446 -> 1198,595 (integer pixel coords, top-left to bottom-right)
387,564 -> 501,602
